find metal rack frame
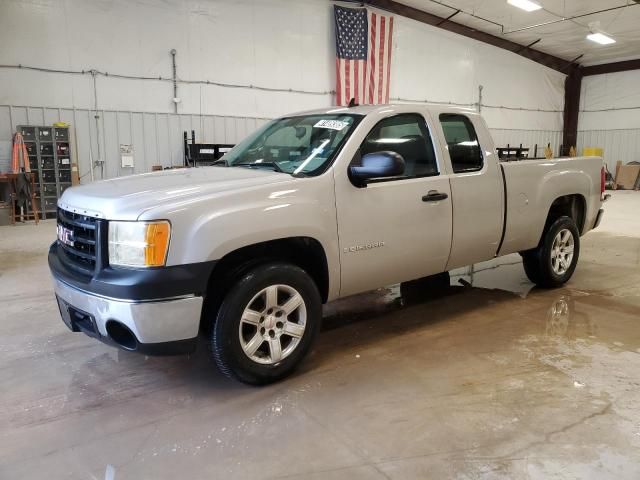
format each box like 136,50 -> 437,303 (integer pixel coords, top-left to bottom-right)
18,125 -> 72,219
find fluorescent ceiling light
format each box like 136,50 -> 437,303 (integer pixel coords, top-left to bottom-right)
586,32 -> 616,45
507,0 -> 542,12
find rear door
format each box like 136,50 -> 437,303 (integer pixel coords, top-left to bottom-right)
436,113 -> 504,269
334,112 -> 453,297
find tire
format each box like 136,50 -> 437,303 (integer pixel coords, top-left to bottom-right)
521,252 -> 542,285
210,262 -> 322,385
521,216 -> 580,288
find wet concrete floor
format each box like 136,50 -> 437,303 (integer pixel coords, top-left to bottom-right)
1,191 -> 640,479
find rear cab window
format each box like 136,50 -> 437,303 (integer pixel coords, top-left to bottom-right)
439,114 -> 483,173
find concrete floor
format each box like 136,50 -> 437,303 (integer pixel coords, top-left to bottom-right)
1,192 -> 640,479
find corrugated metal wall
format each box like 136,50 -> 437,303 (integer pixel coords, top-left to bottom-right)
578,129 -> 640,172
0,104 -> 564,181
489,129 -> 563,156
0,105 -> 269,181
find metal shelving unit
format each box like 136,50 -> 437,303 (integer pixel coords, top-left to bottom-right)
18,125 -> 72,219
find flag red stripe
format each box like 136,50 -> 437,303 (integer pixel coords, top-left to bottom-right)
368,12 -> 377,104
378,16 -> 386,104
345,60 -> 351,105
354,60 -> 359,104
336,58 -> 342,106
385,17 -> 393,103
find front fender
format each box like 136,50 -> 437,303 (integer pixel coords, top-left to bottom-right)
144,175 -> 341,300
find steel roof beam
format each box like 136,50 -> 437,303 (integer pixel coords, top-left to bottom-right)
365,0 -> 574,74
582,59 -> 640,77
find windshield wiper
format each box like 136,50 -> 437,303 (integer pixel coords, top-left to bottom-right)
211,158 -> 228,166
234,161 -> 285,173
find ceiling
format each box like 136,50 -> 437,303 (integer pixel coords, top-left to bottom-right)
394,0 -> 640,65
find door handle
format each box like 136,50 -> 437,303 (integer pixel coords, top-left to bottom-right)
422,190 -> 448,202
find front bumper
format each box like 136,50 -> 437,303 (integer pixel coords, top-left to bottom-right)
52,276 -> 202,355
48,236 -> 216,355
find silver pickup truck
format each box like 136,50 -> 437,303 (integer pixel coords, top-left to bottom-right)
49,104 -> 605,384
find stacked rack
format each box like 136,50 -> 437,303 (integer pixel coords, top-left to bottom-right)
18,125 -> 72,219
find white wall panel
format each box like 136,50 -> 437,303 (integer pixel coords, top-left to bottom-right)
0,103 -> 560,176
142,113 -> 159,175
0,0 -> 335,118
580,70 -> 640,130
578,129 -> 640,171
578,70 -> 640,168
131,113 -> 146,176
0,0 -> 565,179
0,105 -> 268,176
390,13 -> 565,131
579,106 -> 640,131
490,129 -> 563,155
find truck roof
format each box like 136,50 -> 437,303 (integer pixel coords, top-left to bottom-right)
288,103 -> 480,118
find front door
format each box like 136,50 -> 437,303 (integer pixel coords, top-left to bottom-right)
334,113 -> 453,297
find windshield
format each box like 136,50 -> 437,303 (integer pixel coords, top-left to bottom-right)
221,114 -> 361,176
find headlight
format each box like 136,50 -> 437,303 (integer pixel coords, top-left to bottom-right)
108,221 -> 171,267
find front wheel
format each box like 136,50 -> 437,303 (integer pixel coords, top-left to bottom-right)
522,216 -> 580,288
210,262 -> 322,385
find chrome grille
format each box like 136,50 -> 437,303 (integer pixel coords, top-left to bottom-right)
57,208 -> 99,274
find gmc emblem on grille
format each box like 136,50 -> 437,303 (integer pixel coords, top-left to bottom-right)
57,224 -> 75,247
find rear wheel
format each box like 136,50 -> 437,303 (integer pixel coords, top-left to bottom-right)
521,216 -> 580,288
210,262 -> 322,385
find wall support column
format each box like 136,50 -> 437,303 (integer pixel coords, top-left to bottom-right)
562,67 -> 582,155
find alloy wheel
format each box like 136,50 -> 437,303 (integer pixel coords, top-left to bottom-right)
551,228 -> 574,275
238,284 -> 307,364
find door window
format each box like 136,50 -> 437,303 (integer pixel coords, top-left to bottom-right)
359,113 -> 438,179
439,114 -> 483,173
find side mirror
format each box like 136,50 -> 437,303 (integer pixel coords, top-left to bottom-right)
349,151 -> 405,187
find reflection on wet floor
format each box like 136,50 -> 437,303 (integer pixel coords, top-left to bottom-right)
2,220 -> 640,479
450,254 -> 535,297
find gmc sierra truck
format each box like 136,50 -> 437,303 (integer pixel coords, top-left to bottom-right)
49,104 -> 605,384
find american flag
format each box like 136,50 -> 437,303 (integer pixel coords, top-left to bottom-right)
334,5 -> 394,106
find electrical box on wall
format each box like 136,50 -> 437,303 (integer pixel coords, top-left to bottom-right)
120,144 -> 134,168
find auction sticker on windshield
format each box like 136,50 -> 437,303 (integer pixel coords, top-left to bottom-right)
314,119 -> 349,131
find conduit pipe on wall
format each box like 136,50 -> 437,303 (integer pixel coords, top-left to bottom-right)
0,63 -> 561,113
171,49 -> 178,114
0,64 -> 334,96
91,70 -> 104,180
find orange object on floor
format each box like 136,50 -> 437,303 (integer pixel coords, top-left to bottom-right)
11,132 -> 31,173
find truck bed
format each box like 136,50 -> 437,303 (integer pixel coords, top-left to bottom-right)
498,156 -> 603,256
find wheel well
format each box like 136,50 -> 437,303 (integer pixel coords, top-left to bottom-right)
201,237 -> 329,331
546,194 -> 586,233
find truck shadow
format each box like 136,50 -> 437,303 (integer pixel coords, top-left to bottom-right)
320,258 -> 533,335
313,275 -> 529,359
45,276 -> 604,435
60,258 -> 595,407
60,273 -> 530,404
47,276 -> 609,439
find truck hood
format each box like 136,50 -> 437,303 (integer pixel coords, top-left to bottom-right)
58,167 -> 292,220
